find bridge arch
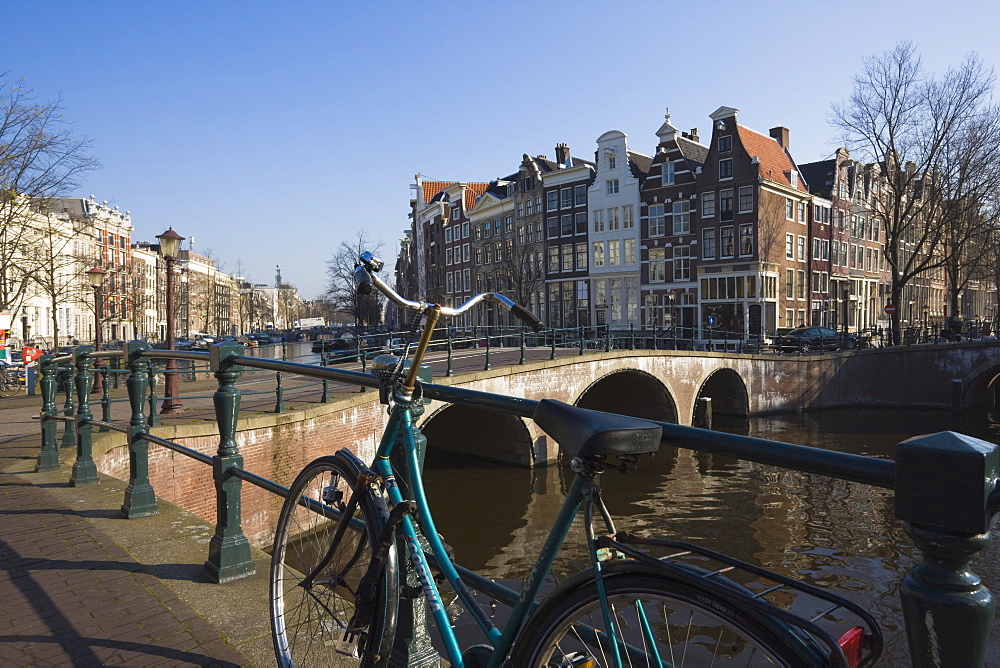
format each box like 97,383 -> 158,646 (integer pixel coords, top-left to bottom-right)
420,403 -> 535,466
695,368 -> 750,419
574,369 -> 678,423
964,360 -> 1000,409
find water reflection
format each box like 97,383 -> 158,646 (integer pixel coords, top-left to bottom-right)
423,405 -> 1000,665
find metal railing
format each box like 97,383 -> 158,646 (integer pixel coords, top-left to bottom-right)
33,339 -> 1000,665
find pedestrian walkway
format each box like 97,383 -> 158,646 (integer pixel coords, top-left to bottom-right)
0,385 -> 273,666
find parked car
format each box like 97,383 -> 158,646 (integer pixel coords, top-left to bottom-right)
774,327 -> 856,352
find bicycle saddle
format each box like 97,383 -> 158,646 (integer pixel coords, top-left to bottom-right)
534,399 -> 662,458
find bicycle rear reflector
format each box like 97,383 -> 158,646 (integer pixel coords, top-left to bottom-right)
837,626 -> 865,667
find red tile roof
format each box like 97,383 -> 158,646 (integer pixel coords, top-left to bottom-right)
464,183 -> 489,211
736,126 -> 809,193
421,181 -> 453,204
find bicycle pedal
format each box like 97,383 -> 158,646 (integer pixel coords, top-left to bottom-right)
335,628 -> 362,657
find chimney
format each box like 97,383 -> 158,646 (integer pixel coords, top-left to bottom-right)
689,128 -> 699,143
769,126 -> 790,148
555,143 -> 571,166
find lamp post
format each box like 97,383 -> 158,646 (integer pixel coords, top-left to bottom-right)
157,228 -> 184,415
922,304 -> 930,338
86,267 -> 107,392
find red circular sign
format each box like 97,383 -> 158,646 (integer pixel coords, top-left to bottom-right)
884,303 -> 896,314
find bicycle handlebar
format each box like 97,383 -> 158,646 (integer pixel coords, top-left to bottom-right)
355,251 -> 544,332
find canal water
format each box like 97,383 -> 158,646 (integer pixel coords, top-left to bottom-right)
421,404 -> 1000,665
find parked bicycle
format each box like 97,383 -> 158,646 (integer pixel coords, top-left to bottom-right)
268,250 -> 883,667
0,365 -> 25,398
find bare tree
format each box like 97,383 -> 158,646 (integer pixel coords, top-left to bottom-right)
30,212 -> 87,349
831,42 -> 1000,341
326,230 -> 385,330
0,74 -> 99,319
500,226 -> 545,312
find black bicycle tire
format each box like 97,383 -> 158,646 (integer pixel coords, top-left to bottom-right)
270,455 -> 398,667
510,562 -> 823,667
0,372 -> 20,398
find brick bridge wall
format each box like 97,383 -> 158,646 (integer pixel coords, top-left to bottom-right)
92,341 -> 999,548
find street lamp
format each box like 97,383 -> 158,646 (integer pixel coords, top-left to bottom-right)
86,267 -> 107,393
922,304 -> 930,330
157,227 -> 184,415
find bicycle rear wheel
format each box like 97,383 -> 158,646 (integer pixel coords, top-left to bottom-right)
511,563 -> 823,667
0,372 -> 22,398
270,454 -> 398,667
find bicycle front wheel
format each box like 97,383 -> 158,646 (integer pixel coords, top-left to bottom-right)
270,454 -> 398,667
0,373 -> 22,398
511,564 -> 818,667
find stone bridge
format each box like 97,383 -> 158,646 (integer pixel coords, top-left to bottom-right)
94,340 -> 1000,547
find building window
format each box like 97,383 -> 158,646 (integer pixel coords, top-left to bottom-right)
463,243 -> 470,262
672,201 -> 690,235
517,202 -> 524,218
649,248 -> 666,283
738,186 -> 753,213
624,238 -> 636,264
797,270 -> 806,299
606,207 -> 619,230
813,238 -> 821,260
561,214 -> 573,236
832,240 -> 840,265
701,192 -> 715,217
562,244 -> 573,272
608,240 -> 620,266
526,198 -> 534,216
547,217 -> 559,238
739,224 -> 753,256
446,272 -> 454,292
462,222 -> 469,238
786,269 -> 795,299
648,204 -> 665,236
548,246 -> 560,273
494,219 -> 501,235
446,248 -> 453,265
673,246 -> 691,281
719,158 -> 733,180
721,226 -> 735,258
593,209 -> 604,232
786,199 -> 794,220
547,191 -> 559,212
608,154 -> 617,170
475,248 -> 482,266
662,161 -> 675,185
452,208 -> 459,220
718,135 -> 732,152
703,228 -> 716,259
606,179 -> 619,195
445,227 -> 452,243
576,243 -> 588,270
560,188 -> 572,208
505,216 -> 513,232
593,242 -> 605,267
482,222 -> 491,238
575,212 -> 587,233
623,205 -> 634,229
798,202 -> 807,223
785,233 -> 794,259
797,235 -> 806,262
720,189 -> 734,221
575,184 -> 587,206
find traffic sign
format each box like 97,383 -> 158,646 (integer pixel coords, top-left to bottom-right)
884,303 -> 896,315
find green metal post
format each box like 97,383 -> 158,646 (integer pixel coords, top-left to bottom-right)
579,324 -> 585,355
203,341 -> 255,583
70,346 -> 99,486
35,355 -> 60,472
121,341 -> 158,518
604,324 -> 611,352
895,431 -> 999,666
60,362 -> 76,449
446,329 -> 454,376
360,352 -> 367,392
274,371 -> 284,413
99,365 -> 111,432
484,330 -> 492,371
519,327 -> 526,365
147,363 -> 161,427
630,323 -> 635,350
550,328 -> 556,360
320,351 -> 329,403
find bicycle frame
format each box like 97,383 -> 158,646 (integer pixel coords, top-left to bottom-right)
370,394 -> 615,668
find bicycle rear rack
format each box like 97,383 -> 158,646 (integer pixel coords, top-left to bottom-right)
600,532 -> 884,667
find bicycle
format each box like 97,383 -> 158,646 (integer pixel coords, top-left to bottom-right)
0,365 -> 25,398
268,250 -> 883,667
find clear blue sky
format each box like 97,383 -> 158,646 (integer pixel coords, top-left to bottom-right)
4,0 -> 999,299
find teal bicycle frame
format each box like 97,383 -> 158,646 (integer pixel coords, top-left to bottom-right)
371,395 -> 621,668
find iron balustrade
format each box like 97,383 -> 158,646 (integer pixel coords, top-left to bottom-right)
32,339 -> 1000,665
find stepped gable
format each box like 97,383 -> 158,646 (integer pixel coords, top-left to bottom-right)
736,125 -> 809,193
